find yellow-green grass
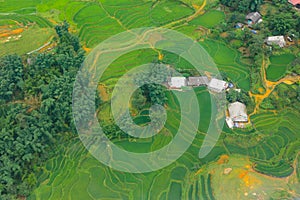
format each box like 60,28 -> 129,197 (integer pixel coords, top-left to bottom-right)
208,155 -> 298,200
189,10 -> 225,28
266,53 -> 295,81
0,26 -> 54,57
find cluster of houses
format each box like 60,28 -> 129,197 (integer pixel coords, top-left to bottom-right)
167,76 -> 228,93
167,76 -> 249,129
236,11 -> 296,48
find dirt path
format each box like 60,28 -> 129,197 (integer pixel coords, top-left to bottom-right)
98,84 -> 109,101
249,55 -> 300,116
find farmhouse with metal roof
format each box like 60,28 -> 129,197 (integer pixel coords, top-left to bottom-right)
187,76 -> 209,86
167,77 -> 187,89
226,101 -> 248,129
207,78 -> 228,93
245,12 -> 262,25
265,36 -> 286,48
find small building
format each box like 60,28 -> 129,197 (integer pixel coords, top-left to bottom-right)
265,36 -> 286,48
235,23 -> 244,29
207,78 -> 228,93
226,101 -> 248,129
167,77 -> 187,89
187,76 -> 209,87
245,12 -> 262,25
288,0 -> 300,8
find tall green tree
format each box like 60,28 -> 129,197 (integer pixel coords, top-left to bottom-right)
268,13 -> 294,35
0,55 -> 24,101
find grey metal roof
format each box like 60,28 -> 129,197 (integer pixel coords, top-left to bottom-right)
246,12 -> 262,24
187,76 -> 209,86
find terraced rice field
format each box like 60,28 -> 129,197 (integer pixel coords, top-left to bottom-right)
30,88 -> 218,200
150,0 -> 194,25
189,10 -> 225,28
0,0 -> 54,56
2,0 -> 299,199
223,109 -> 300,178
266,53 -> 295,81
0,25 -> 54,56
200,39 -> 251,91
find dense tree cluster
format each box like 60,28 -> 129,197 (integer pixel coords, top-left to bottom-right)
220,0 -> 263,12
0,22 -> 84,199
133,63 -> 171,107
0,55 -> 24,102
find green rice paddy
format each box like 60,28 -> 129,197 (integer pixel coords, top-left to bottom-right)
189,10 -> 225,28
1,0 -> 299,199
266,53 -> 295,81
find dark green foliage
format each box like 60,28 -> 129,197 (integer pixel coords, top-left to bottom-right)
263,83 -> 300,110
268,13 -> 294,35
133,63 -> 171,106
264,3 -> 300,36
0,55 -> 24,101
249,36 -> 264,58
226,90 -> 251,105
40,72 -> 76,133
0,22 -> 84,199
220,0 -> 263,12
142,83 -> 168,105
131,88 -> 147,111
290,57 -> 300,75
0,104 -> 53,199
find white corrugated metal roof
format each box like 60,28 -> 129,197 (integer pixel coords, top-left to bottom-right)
228,101 -> 248,122
208,78 -> 228,93
169,77 -> 187,88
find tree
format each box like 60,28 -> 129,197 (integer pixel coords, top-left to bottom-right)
249,0 -> 263,11
0,55 -> 24,101
131,88 -> 146,111
268,13 -> 294,35
220,0 -> 263,12
0,22 -> 86,199
248,34 -> 264,58
226,90 -> 238,102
